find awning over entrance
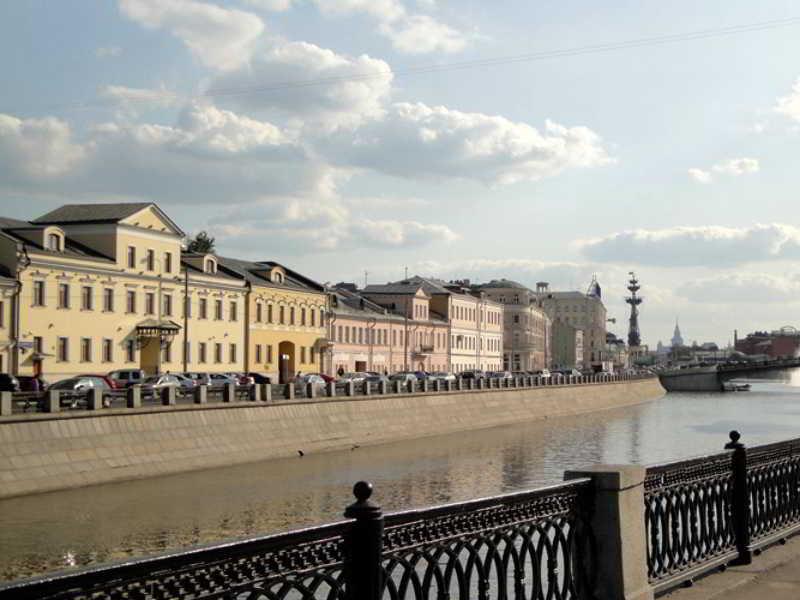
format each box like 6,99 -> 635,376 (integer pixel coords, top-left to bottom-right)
135,319 -> 181,347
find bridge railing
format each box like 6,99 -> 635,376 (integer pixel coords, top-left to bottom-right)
0,478 -> 597,600
643,432 -> 800,594
0,372 -> 656,417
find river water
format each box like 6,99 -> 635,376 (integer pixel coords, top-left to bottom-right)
2,373 -> 800,581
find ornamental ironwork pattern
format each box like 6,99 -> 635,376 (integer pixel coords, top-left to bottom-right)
380,480 -> 595,599
0,481 -> 595,600
747,439 -> 800,542
644,454 -> 735,584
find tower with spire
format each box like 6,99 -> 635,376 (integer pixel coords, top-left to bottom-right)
625,272 -> 643,347
671,319 -> 684,347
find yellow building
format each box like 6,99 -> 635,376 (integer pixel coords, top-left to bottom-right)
0,275 -> 16,374
217,257 -> 328,383
0,203 -> 247,381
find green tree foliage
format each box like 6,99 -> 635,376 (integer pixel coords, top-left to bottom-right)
186,231 -> 215,254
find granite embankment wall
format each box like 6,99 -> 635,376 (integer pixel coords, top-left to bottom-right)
0,378 -> 664,499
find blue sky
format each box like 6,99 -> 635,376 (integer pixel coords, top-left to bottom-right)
2,0 -> 800,346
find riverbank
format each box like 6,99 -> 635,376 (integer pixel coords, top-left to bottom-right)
0,378 -> 664,499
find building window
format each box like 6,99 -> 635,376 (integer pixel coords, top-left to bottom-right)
163,294 -> 173,316
214,343 -> 222,363
32,281 -> 45,307
199,298 -> 208,319
290,307 -> 295,325
145,292 -> 155,315
126,290 -> 136,314
58,283 -> 70,309
229,301 -> 237,322
80,338 -> 91,363
204,259 -> 216,274
102,339 -> 113,363
125,339 -> 135,363
57,337 -> 69,362
127,246 -> 136,269
300,347 -> 306,363
256,303 -> 262,322
267,304 -> 273,323
162,342 -> 172,364
146,249 -> 155,271
229,344 -> 237,364
47,233 -> 61,251
33,336 -> 43,353
267,345 -> 273,363
255,344 -> 262,363
81,286 -> 93,311
310,348 -> 315,364
103,288 -> 114,312
279,306 -> 285,324
214,299 -> 223,320
310,309 -> 316,327
301,308 -> 306,326
199,342 -> 207,363
164,252 -> 172,274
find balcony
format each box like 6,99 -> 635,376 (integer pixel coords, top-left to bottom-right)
413,345 -> 435,356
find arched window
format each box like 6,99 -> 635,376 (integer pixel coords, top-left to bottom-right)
47,233 -> 62,252
204,258 -> 217,274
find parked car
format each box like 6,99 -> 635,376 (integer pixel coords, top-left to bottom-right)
243,372 -> 272,384
532,369 -> 552,379
488,371 -> 514,380
209,373 -> 238,388
304,372 -> 333,383
428,372 -> 456,382
298,374 -> 327,387
50,376 -> 111,406
363,372 -> 389,385
172,373 -> 197,391
0,373 -> 21,392
17,375 -> 48,392
108,369 -> 145,388
338,372 -> 367,383
459,370 -> 486,381
77,373 -> 119,389
389,372 -> 418,384
140,374 -> 181,395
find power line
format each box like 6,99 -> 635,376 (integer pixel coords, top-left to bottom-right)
12,15 -> 800,113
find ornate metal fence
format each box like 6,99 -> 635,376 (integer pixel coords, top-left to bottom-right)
0,479 -> 596,600
644,432 -> 800,594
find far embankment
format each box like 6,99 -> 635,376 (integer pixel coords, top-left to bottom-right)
0,376 -> 664,499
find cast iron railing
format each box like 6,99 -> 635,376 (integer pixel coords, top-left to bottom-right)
644,431 -> 800,593
0,479 -> 596,600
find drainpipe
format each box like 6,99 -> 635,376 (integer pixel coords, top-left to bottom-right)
12,243 -> 30,375
242,281 -> 250,373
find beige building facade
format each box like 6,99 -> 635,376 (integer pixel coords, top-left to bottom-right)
473,279 -> 551,372
0,204 -> 247,381
552,321 -> 584,370
536,281 -> 607,371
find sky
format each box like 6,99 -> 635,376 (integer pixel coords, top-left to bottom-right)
2,1 -> 800,347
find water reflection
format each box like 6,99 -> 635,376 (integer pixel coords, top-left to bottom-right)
2,375 -> 800,581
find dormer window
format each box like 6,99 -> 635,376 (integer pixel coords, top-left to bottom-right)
204,257 -> 217,274
270,267 -> 285,284
47,233 -> 62,252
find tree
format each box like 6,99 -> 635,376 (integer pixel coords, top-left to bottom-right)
187,231 -> 215,254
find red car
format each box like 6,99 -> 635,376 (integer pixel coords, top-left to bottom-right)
306,372 -> 334,383
77,374 -> 119,389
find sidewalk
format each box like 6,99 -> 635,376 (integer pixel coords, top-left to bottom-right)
664,534 -> 800,599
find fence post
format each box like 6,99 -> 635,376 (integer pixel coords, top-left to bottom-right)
88,388 -> 103,410
285,384 -> 295,401
726,430 -> 753,565
344,481 -> 384,600
261,383 -> 272,402
346,381 -> 355,397
250,383 -> 261,402
44,390 -> 60,413
307,382 -> 317,399
326,381 -> 336,398
161,386 -> 176,406
194,384 -> 208,404
0,391 -> 11,416
380,380 -> 388,395
222,383 -> 235,403
127,385 -> 141,408
363,381 -> 371,396
565,465 -> 653,600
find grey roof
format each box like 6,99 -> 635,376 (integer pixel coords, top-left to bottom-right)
332,286 -> 447,324
0,219 -> 115,263
473,279 -> 532,291
215,256 -> 325,293
33,203 -> 154,225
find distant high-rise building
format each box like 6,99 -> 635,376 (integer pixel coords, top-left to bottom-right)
671,320 -> 684,347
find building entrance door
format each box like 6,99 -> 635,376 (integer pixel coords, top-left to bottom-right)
354,360 -> 367,372
278,341 -> 295,383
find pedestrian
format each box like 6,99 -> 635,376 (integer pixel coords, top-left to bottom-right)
337,366 -> 344,377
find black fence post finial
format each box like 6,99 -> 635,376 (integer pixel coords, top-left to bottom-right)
725,430 -> 752,565
343,481 -> 384,600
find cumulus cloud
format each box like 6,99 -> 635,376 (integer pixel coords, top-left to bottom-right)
0,105 -> 333,203
688,158 -> 759,184
243,0 -> 296,11
323,102 -> 612,184
775,78 -> 800,123
210,41 -> 393,130
311,0 -> 467,54
579,224 -> 800,267
118,0 -> 264,71
210,197 -> 458,253
678,273 -> 800,304
0,114 -> 87,179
